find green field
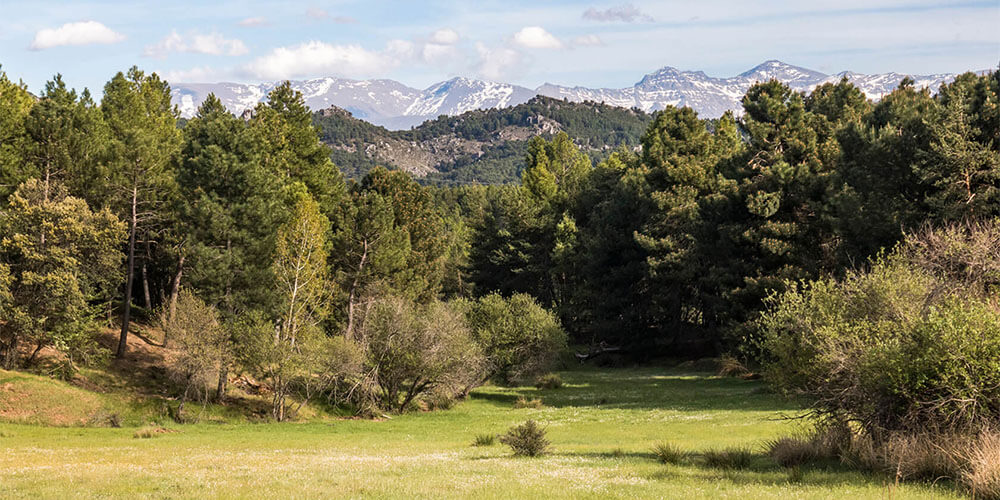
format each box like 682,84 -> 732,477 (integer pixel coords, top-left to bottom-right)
0,368 -> 961,499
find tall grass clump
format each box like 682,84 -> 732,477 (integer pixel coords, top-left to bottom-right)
651,442 -> 688,464
472,433 -> 496,447
702,446 -> 755,469
963,431 -> 1000,500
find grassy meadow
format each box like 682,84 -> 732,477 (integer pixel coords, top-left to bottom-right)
0,367 -> 963,499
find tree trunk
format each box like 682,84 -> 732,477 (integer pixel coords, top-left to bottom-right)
117,185 -> 138,359
345,241 -> 369,340
164,254 -> 185,347
215,364 -> 228,402
142,236 -> 152,309
1,335 -> 18,370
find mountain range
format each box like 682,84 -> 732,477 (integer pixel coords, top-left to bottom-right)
171,60 -> 964,130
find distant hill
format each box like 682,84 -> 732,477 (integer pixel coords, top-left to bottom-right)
173,60 -> 965,129
312,95 -> 654,184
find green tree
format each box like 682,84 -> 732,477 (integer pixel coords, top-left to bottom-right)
177,94 -> 283,321
0,179 -> 124,370
246,81 -> 347,220
0,67 -> 34,203
921,75 -> 1000,220
24,75 -> 110,205
102,67 -> 182,358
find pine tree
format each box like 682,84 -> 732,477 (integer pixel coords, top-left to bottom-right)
0,66 -> 35,203
102,67 -> 182,358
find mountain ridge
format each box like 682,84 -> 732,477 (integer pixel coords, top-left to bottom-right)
171,61 -> 970,130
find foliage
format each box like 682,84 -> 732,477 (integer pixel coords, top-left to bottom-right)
461,293 -> 567,384
513,396 -> 543,409
499,419 -> 550,457
354,296 -> 485,413
760,221 -> 1000,435
159,289 -> 231,418
0,179 -> 124,370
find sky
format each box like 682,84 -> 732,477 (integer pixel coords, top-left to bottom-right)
1,0 -> 998,96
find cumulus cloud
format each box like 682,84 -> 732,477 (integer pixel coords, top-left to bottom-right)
572,34 -> 604,46
242,41 -> 398,79
582,4 -> 654,23
512,26 -> 563,49
29,21 -> 125,50
161,66 -> 229,83
475,42 -> 523,81
238,17 -> 267,27
429,28 -> 459,45
143,30 -> 248,58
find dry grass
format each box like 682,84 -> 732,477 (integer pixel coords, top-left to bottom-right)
767,437 -> 819,468
132,425 -> 178,439
717,354 -> 750,378
962,430 -> 1000,500
882,433 -> 965,481
513,396 -> 544,409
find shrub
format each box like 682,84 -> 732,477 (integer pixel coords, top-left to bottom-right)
652,442 -> 688,464
702,446 -> 754,469
499,420 -> 550,457
759,222 -> 1000,436
354,297 -> 485,414
472,433 -> 496,447
963,431 -> 1000,500
534,373 -> 563,389
462,293 -> 567,384
513,396 -> 543,409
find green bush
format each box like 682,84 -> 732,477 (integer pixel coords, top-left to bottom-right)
462,293 -> 567,384
499,420 -> 550,457
759,222 -> 1000,435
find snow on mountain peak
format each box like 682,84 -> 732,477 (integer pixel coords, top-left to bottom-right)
170,61 -> 965,129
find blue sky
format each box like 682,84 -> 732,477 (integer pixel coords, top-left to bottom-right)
1,0 -> 997,95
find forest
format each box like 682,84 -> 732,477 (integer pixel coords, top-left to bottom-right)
1,64 -> 998,498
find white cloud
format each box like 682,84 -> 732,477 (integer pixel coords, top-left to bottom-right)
429,28 -> 459,45
475,42 -> 523,81
306,8 -> 356,23
143,30 -> 248,58
29,21 -> 125,50
238,17 -> 267,27
572,34 -> 605,46
582,4 -> 654,23
512,26 -> 563,49
161,66 -> 228,83
242,41 -> 397,79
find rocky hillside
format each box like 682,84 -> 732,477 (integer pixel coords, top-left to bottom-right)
313,95 -> 654,184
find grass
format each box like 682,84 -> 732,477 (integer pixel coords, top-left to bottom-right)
0,367 -> 964,499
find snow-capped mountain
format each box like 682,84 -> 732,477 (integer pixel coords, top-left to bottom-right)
539,61 -> 960,118
170,61 -> 968,128
172,76 -> 535,129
